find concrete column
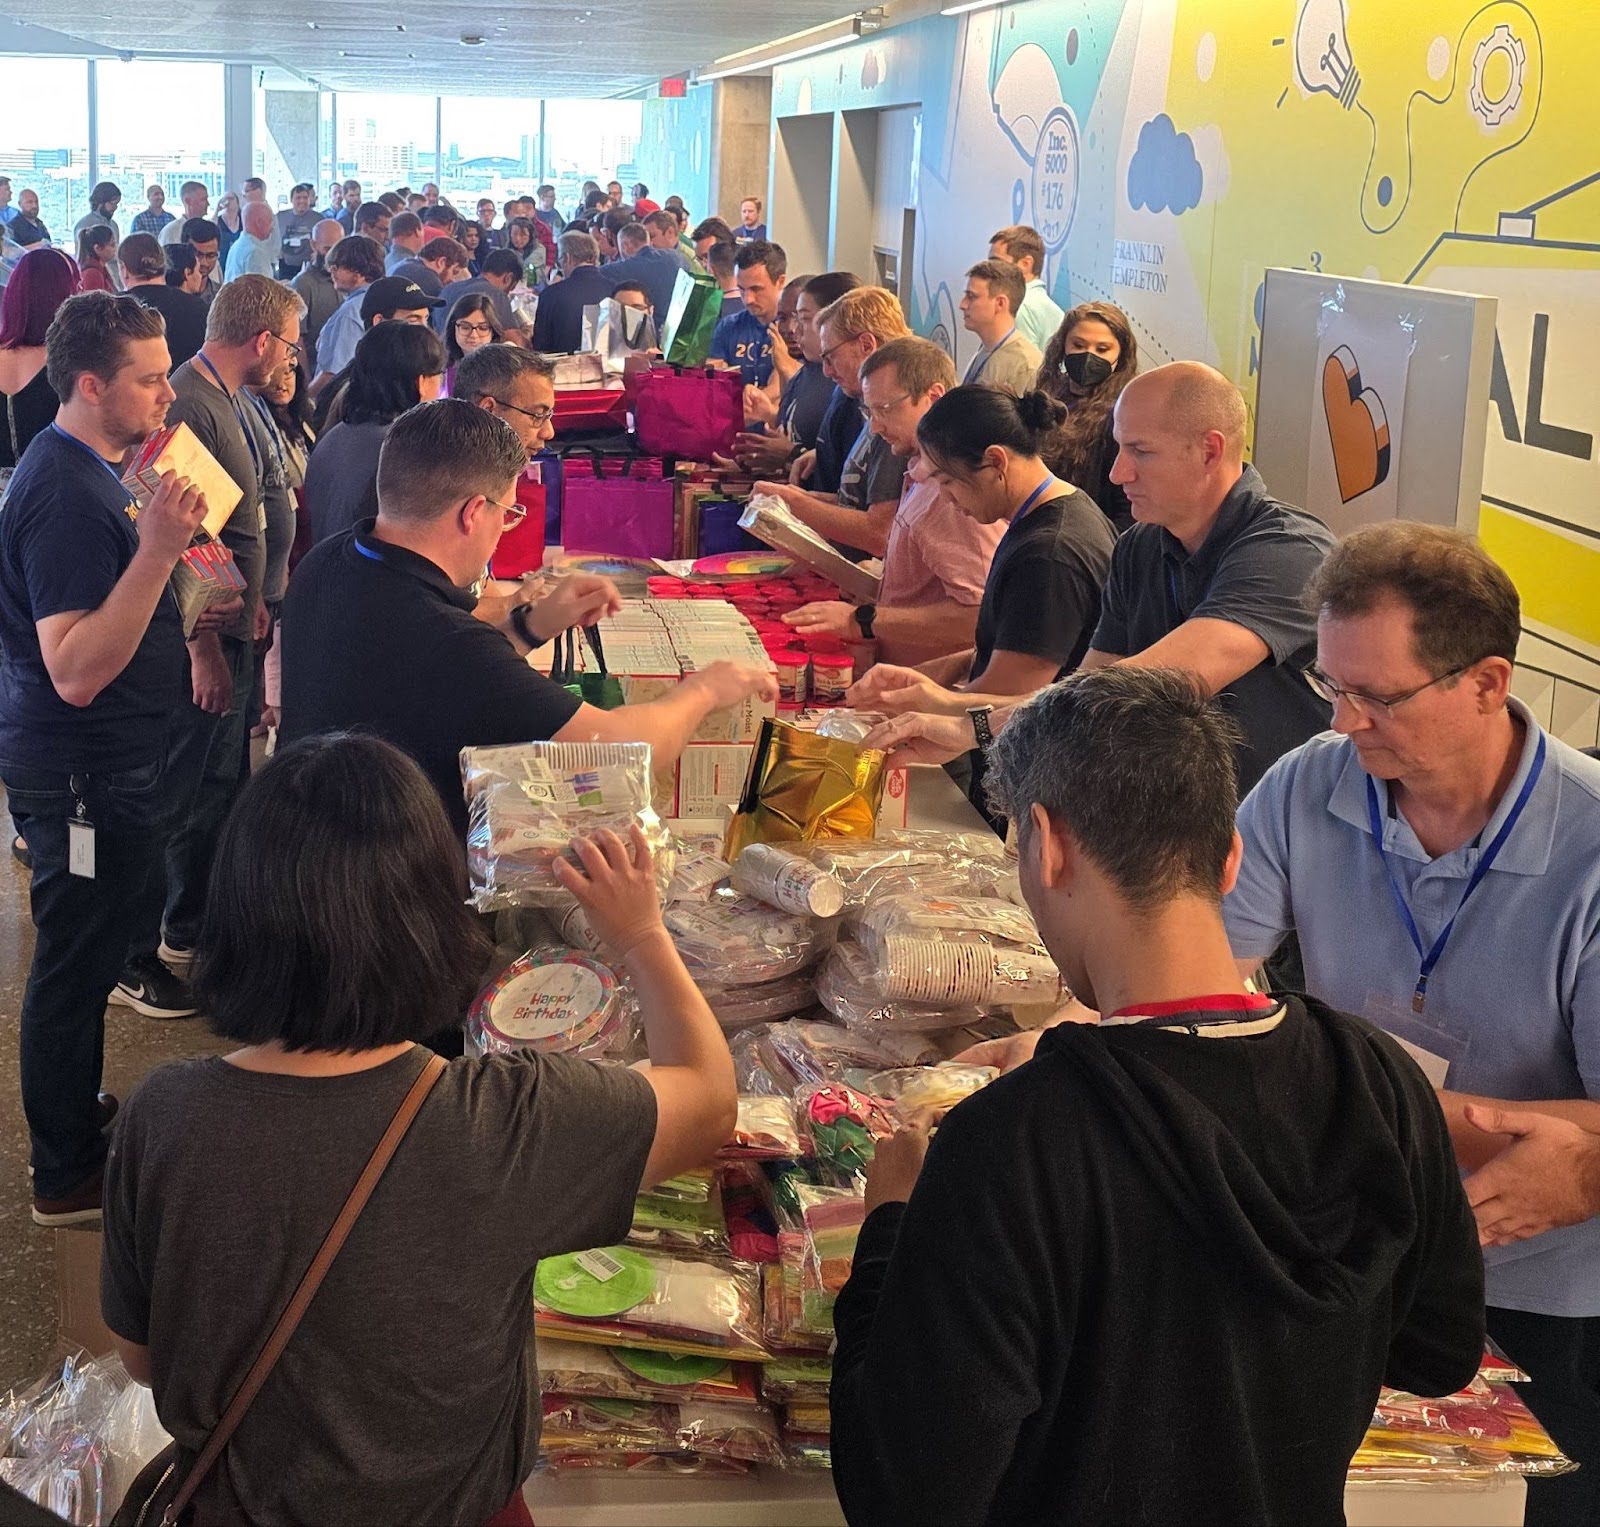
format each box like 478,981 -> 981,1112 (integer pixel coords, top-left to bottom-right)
262,91 -> 322,190
711,77 -> 773,226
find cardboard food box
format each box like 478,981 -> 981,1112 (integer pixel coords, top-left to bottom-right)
56,1228 -> 117,1358
123,421 -> 242,540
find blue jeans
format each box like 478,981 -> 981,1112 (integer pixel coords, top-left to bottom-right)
2,754 -> 175,1196
156,635 -> 256,952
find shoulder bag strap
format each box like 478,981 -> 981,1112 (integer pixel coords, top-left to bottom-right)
161,1052 -> 448,1525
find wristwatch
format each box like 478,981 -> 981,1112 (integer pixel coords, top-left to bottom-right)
853,604 -> 877,639
509,602 -> 546,649
968,705 -> 995,750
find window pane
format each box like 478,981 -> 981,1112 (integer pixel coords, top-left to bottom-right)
440,96 -> 541,213
333,93 -> 438,192
95,61 -> 226,231
0,58 -> 90,245
544,100 -> 642,214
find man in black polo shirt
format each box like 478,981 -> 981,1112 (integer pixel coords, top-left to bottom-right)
279,400 -> 776,836
0,292 -> 216,1224
862,363 -> 1333,794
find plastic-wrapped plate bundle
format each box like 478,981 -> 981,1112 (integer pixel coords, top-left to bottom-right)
676,1401 -> 785,1465
816,940 -> 994,1033
540,1394 -> 678,1455
701,972 -> 820,1031
761,1356 -> 833,1406
463,739 -> 672,910
721,1096 -> 807,1159
853,893 -> 1047,956
629,1183 -> 731,1255
729,1016 -> 944,1096
467,947 -> 635,1059
665,893 -> 824,986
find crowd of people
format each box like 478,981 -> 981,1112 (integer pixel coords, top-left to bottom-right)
0,165 -> 1597,1527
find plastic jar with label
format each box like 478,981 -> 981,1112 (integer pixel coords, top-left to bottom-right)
773,652 -> 809,707
811,652 -> 854,705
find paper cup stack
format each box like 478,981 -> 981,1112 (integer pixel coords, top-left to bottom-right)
877,936 -> 1062,1007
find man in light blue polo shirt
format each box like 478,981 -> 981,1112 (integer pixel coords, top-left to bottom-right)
1224,520 -> 1600,1526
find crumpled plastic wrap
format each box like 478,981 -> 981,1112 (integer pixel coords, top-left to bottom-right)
463,740 -> 673,910
797,1083 -> 895,1182
466,946 -> 636,1059
676,1402 -> 785,1465
666,893 -> 828,988
816,940 -> 994,1034
540,1394 -> 678,1454
867,1063 -> 999,1128
721,1096 -> 807,1160
730,1017 -> 943,1096
1352,1377 -> 1576,1478
0,1351 -> 172,1526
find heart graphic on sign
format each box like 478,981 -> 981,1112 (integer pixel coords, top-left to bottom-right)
1321,345 -> 1392,503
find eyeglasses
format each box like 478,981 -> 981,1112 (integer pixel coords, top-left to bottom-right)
1303,664 -> 1469,718
819,332 -> 865,365
455,322 -> 495,336
491,397 -> 556,426
267,330 -> 303,359
484,497 -> 527,528
860,394 -> 913,422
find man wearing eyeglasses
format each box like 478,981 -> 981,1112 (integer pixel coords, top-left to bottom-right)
1223,519 -> 1600,1526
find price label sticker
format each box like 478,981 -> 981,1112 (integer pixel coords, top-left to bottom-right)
575,1249 -> 626,1283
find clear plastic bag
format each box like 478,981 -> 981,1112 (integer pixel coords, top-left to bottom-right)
816,940 -> 993,1034
676,1401 -> 785,1465
760,1357 -> 832,1406
629,1184 -> 730,1256
797,1083 -> 895,1182
536,1338 -> 759,1406
721,1096 -> 806,1160
666,893 -> 826,987
875,935 -> 1064,1009
534,1248 -> 769,1361
867,1064 -> 999,1128
1353,1377 -> 1576,1477
853,893 -> 1046,955
730,1017 -> 944,1097
762,1236 -> 834,1354
540,1394 -> 678,1454
467,946 -> 636,1059
795,1181 -> 867,1299
541,1449 -> 752,1476
463,740 -> 672,910
701,973 -> 819,1031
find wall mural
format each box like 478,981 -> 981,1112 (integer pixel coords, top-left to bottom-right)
762,0 -> 1600,746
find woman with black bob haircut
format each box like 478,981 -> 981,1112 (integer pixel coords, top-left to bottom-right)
303,321 -> 445,542
850,385 -> 1118,813
100,732 -> 736,1525
1036,300 -> 1138,533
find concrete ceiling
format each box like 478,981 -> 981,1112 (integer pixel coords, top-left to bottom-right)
0,1 -> 858,96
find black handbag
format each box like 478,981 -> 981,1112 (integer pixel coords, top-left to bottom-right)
110,1055 -> 447,1526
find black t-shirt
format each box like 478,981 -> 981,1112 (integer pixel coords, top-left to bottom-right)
0,425 -> 186,772
831,994 -> 1483,1526
1090,465 -> 1336,792
811,385 -> 859,496
303,420 -> 387,544
778,360 -> 834,452
129,284 -> 208,371
279,523 -> 581,834
970,488 -> 1115,681
102,1046 -> 656,1525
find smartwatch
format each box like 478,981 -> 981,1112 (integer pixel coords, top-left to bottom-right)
968,704 -> 995,751
509,602 -> 545,649
853,604 -> 878,639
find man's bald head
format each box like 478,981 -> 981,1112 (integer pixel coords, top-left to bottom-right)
311,218 -> 344,259
243,201 -> 275,240
1120,361 -> 1247,462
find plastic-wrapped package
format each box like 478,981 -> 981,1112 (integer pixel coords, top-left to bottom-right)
783,1434 -> 833,1470
536,1339 -> 760,1406
785,1402 -> 831,1436
721,1096 -> 806,1160
875,935 -> 1064,1008
665,851 -> 732,904
651,1167 -> 715,1204
666,894 -> 826,987
1478,1341 -> 1529,1384
467,947 -> 635,1059
729,844 -> 846,918
718,1160 -> 781,1265
534,1248 -> 769,1361
702,974 -> 819,1031
731,1017 -> 944,1098
1351,1378 -> 1576,1477
761,1357 -> 832,1406
542,1449 -> 752,1476
540,1394 -> 678,1454
762,1236 -> 834,1354
797,1083 -> 895,1181
816,941 -> 992,1034
463,740 -> 672,910
630,1184 -> 730,1255
796,1181 -> 867,1298
813,709 -> 885,745
854,893 -> 1046,955
676,1402 -> 785,1465
868,1064 -> 999,1128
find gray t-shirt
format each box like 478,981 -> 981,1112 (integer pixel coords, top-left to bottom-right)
838,422 -> 908,514
101,1046 -> 655,1525
964,330 -> 1043,398
167,359 -> 269,642
304,419 -> 388,544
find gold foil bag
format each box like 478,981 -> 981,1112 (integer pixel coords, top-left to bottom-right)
724,718 -> 886,859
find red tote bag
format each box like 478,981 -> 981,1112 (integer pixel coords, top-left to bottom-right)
560,453 -> 676,559
633,364 -> 744,463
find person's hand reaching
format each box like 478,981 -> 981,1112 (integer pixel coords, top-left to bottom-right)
552,826 -> 667,961
528,573 -> 624,640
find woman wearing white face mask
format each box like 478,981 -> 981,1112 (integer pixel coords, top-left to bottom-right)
1036,301 -> 1138,534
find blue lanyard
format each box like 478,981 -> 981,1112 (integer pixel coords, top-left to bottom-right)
1364,729 -> 1546,1012
1013,477 -> 1054,522
969,327 -> 1018,382
49,422 -> 132,498
193,352 -> 265,483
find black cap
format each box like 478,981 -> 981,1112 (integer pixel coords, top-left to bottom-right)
360,276 -> 444,325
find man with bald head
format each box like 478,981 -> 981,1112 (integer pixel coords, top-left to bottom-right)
292,218 -> 350,373
224,200 -> 280,282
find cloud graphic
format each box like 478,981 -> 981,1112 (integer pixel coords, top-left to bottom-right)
1126,113 -> 1203,214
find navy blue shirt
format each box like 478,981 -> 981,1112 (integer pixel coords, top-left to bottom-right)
0,425 -> 186,772
531,265 -> 616,354
708,309 -> 774,387
597,247 -> 684,325
812,385 -> 858,495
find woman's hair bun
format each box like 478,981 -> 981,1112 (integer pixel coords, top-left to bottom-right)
1016,389 -> 1069,435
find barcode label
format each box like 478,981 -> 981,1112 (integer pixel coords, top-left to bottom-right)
575,1249 -> 625,1283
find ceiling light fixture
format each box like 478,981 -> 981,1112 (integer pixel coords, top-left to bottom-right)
939,0 -> 1005,14
701,13 -> 874,78
460,32 -> 486,44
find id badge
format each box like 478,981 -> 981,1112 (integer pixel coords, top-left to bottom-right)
67,818 -> 95,880
1363,992 -> 1466,1088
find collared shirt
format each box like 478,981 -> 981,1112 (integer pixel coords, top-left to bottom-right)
1016,278 -> 1065,353
880,476 -> 1005,611
1090,465 -> 1335,792
291,263 -> 341,359
962,329 -> 1042,396
316,285 -> 370,376
279,522 -> 581,834
223,231 -> 276,283
1225,699 -> 1600,1318
131,208 -> 175,236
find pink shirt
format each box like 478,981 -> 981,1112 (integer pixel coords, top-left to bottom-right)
879,476 -> 1005,608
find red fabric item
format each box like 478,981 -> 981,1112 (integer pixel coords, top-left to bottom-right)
1105,993 -> 1279,1020
484,1489 -> 534,1527
634,198 -> 661,216
489,473 -> 549,578
531,216 -> 557,271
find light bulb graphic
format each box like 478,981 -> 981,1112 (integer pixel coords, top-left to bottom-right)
1294,0 -> 1361,109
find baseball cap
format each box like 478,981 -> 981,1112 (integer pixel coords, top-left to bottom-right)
360,276 -> 445,325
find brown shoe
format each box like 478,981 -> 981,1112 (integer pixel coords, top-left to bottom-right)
32,1169 -> 104,1228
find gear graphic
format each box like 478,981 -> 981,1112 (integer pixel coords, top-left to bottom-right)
1470,23 -> 1527,128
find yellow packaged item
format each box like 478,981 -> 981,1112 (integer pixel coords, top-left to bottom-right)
724,718 -> 886,860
